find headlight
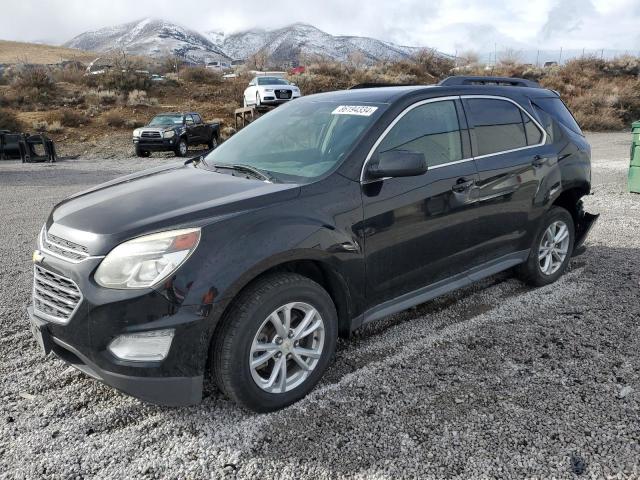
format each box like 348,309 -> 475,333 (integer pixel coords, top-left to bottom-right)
264,88 -> 274,92
292,87 -> 300,93
94,228 -> 201,289
163,130 -> 175,139
133,128 -> 142,138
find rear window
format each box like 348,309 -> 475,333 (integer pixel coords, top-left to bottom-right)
466,98 -> 528,156
533,97 -> 583,136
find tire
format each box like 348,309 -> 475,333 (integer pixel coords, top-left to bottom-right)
174,138 -> 188,157
212,273 -> 338,412
517,206 -> 575,287
256,93 -> 261,108
207,135 -> 218,150
135,146 -> 150,158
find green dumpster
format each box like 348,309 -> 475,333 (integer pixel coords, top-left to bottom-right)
630,121 -> 640,193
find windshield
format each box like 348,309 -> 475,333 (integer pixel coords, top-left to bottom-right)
203,98 -> 386,183
149,114 -> 183,126
257,77 -> 289,86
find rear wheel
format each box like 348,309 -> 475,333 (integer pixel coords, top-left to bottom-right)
212,273 -> 337,412
174,138 -> 188,157
207,135 -> 218,150
517,206 -> 575,286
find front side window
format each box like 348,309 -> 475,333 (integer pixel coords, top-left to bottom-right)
203,98 -> 386,183
466,98 -> 530,156
375,100 -> 463,167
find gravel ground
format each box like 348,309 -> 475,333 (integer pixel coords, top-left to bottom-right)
1,132 -> 639,479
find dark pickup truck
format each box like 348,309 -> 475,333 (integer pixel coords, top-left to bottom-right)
133,112 -> 220,157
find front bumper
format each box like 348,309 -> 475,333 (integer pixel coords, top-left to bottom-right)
26,251 -> 214,407
28,308 -> 202,405
133,137 -> 178,151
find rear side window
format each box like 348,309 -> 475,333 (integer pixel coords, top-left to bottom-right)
533,97 -> 583,136
466,98 -> 532,156
376,100 -> 463,167
192,114 -> 202,124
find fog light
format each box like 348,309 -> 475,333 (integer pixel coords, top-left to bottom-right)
108,329 -> 174,362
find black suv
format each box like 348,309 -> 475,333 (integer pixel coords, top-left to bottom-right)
28,76 -> 598,412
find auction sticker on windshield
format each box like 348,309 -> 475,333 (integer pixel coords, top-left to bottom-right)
332,105 -> 378,116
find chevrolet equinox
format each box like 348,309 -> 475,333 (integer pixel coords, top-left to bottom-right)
28,76 -> 598,412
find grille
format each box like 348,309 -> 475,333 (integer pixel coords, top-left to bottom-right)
141,131 -> 162,138
42,229 -> 89,262
33,265 -> 82,324
275,90 -> 292,99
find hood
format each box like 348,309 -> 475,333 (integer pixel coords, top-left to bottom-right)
48,163 -> 300,254
141,126 -> 176,132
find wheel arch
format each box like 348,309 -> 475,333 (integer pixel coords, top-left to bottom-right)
551,185 -> 590,228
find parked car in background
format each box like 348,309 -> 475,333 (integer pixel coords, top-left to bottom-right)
243,76 -> 301,108
133,112 -> 220,157
28,77 -> 598,413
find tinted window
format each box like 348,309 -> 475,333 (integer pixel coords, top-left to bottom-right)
192,114 -> 202,124
467,98 -> 528,156
534,97 -> 583,136
376,100 -> 462,167
522,112 -> 543,145
185,115 -> 194,125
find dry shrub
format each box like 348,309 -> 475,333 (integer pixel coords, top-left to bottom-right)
32,120 -> 63,133
104,111 -> 126,128
47,109 -> 88,127
0,109 -> 22,130
52,65 -> 85,84
14,67 -> 55,91
125,119 -> 145,128
127,89 -> 158,106
179,67 -> 223,85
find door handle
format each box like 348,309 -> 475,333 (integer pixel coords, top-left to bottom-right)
532,155 -> 547,168
452,178 -> 474,193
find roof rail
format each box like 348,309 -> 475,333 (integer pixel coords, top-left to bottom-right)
438,76 -> 541,88
348,82 -> 413,89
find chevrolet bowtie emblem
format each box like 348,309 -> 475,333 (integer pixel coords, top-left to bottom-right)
32,250 -> 44,264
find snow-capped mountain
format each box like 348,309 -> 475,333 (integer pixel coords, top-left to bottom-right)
64,18 -> 230,64
64,19 -> 429,65
209,23 -> 422,64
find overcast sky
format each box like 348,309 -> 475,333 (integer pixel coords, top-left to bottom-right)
2,0 -> 638,55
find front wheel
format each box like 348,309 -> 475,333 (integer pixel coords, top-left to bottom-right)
174,138 -> 188,157
517,206 -> 575,286
135,146 -> 150,158
212,273 -> 337,412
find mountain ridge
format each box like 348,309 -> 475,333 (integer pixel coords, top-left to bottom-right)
65,18 -> 431,65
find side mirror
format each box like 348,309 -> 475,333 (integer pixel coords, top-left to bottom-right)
367,150 -> 428,179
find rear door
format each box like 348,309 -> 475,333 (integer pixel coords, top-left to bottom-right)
462,95 -> 552,263
192,114 -> 207,143
362,97 -> 480,307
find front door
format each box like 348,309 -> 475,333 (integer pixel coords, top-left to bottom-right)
362,98 -> 480,308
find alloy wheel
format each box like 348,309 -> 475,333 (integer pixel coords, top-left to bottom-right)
249,302 -> 325,393
538,220 -> 570,275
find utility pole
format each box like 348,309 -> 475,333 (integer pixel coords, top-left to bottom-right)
494,43 -> 497,65
559,47 -> 563,64
536,50 -> 540,67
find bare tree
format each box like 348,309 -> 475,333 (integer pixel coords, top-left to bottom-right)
248,49 -> 269,71
498,48 -> 523,67
457,50 -> 480,67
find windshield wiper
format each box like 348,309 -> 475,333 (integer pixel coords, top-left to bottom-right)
210,163 -> 276,183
